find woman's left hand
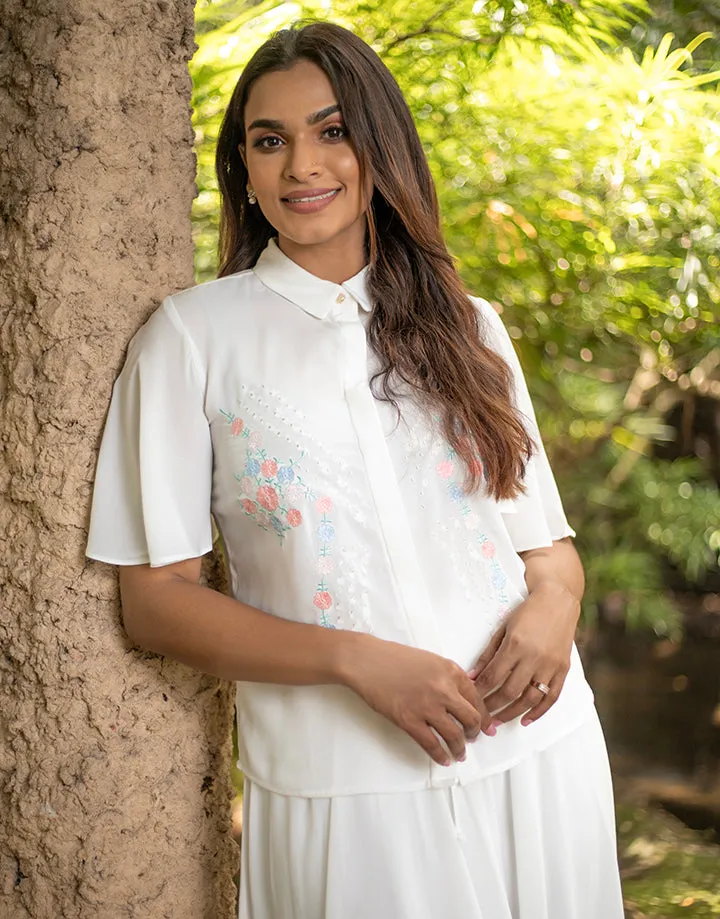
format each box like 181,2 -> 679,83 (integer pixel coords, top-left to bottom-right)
468,580 -> 581,726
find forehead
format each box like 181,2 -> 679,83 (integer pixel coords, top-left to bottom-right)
244,59 -> 338,124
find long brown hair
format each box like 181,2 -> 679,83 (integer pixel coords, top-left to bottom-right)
215,21 -> 533,499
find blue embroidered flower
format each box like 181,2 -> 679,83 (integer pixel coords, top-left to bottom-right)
245,458 -> 261,476
277,465 -> 295,484
449,483 -> 464,503
491,566 -> 506,589
317,521 -> 335,542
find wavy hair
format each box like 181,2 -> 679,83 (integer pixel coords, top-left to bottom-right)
215,21 -> 533,499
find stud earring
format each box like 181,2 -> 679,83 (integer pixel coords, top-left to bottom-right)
247,185 -> 257,205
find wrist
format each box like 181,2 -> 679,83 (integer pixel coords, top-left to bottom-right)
529,579 -> 581,621
329,629 -> 376,691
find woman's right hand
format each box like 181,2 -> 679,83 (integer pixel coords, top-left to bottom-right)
341,634 -> 495,765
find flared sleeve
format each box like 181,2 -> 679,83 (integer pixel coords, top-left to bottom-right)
473,297 -> 576,553
86,296 -> 213,567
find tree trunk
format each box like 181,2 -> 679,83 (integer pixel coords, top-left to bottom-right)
0,2 -> 238,917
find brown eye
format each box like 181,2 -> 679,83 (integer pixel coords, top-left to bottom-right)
323,125 -> 347,140
253,135 -> 284,150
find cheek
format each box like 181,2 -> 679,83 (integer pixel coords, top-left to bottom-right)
247,156 -> 278,193
333,150 -> 361,188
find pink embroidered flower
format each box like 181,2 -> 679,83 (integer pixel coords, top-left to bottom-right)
261,459 -> 278,479
231,417 -> 244,436
287,508 -> 303,527
436,460 -> 454,479
239,476 -> 255,496
248,432 -> 263,449
318,556 -> 335,574
257,485 -> 279,512
313,590 -> 333,611
315,496 -> 333,513
481,541 -> 496,559
241,499 -> 257,515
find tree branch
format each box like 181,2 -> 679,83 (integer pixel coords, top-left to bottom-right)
383,1 -> 486,51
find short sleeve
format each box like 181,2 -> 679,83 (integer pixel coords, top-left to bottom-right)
86,296 -> 213,567
473,296 -> 576,553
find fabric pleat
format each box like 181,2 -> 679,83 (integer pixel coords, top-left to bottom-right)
238,708 -> 623,919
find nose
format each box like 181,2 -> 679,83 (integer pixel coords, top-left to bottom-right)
283,137 -> 322,182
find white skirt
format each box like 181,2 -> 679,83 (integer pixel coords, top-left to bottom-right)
238,708 -> 623,919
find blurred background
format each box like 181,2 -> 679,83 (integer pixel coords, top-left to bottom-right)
190,2 -> 720,914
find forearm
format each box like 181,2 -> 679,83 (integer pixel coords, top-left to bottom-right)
519,537 -> 585,610
119,571 -> 362,685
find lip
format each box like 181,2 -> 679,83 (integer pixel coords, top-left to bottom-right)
282,187 -> 340,200
281,187 -> 341,214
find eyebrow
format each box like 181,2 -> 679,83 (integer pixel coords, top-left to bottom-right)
247,104 -> 341,133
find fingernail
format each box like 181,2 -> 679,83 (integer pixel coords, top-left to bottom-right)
468,668 -> 479,680
442,759 -> 452,767
490,719 -> 502,729
458,752 -> 466,762
521,716 -> 532,727
484,725 -> 497,737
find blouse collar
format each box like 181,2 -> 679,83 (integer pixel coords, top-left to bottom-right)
253,237 -> 372,320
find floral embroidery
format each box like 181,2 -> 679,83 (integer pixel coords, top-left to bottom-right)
221,399 -> 373,633
435,445 -> 511,616
435,459 -> 454,479
449,483 -> 464,503
287,508 -> 303,527
256,484 -> 279,512
220,409 -> 313,542
313,496 -> 336,628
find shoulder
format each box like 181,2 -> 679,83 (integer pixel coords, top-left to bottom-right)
468,293 -> 502,327
169,268 -> 260,319
467,294 -> 513,356
127,268 -> 263,363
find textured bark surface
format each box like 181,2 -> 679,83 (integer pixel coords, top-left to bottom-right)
0,2 -> 238,916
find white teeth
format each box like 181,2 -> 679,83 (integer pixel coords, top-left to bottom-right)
287,190 -> 338,203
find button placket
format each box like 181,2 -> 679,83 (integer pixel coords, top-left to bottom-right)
336,309 -> 457,789
338,321 -> 447,653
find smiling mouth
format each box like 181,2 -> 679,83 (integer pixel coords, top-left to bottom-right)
281,189 -> 341,203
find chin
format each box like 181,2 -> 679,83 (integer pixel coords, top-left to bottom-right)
277,219 -> 358,248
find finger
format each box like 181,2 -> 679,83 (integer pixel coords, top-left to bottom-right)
491,681 -> 550,724
520,672 -> 567,725
431,713 -> 468,762
446,693 -> 491,741
405,721 -> 452,766
456,675 -> 493,725
481,659 -> 536,714
467,627 -> 505,680
473,635 -> 521,698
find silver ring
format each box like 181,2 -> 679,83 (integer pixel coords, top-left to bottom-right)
529,679 -> 550,696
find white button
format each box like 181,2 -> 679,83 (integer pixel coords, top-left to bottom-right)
336,293 -> 346,304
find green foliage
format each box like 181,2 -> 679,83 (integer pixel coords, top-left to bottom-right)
618,801 -> 720,917
190,2 -> 720,631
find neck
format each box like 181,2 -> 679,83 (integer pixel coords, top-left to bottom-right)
277,220 -> 368,283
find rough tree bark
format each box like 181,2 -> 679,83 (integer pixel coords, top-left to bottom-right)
0,2 -> 238,917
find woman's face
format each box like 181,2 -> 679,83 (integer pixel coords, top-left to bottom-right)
241,59 -> 371,259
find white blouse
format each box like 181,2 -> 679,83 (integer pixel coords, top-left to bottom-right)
87,237 -> 595,797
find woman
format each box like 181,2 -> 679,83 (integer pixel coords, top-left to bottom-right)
87,21 -> 624,919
